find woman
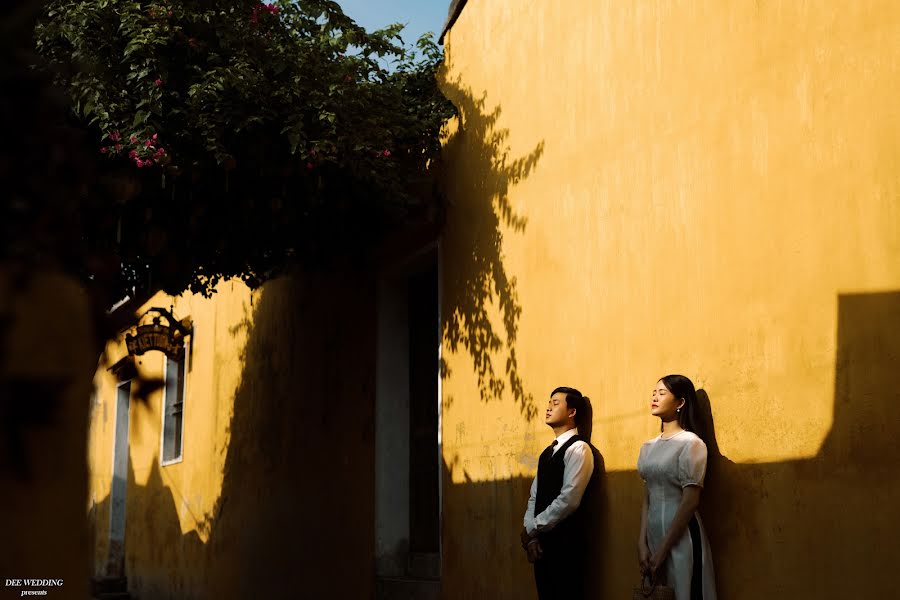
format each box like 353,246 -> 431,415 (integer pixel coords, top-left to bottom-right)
637,374 -> 717,600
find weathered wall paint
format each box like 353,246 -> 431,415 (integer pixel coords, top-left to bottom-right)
88,273 -> 377,599
439,1 -> 900,598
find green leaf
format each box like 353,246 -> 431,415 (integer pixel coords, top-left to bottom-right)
288,131 -> 300,152
31,0 -> 457,299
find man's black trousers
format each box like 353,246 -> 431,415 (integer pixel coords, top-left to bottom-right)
533,538 -> 585,600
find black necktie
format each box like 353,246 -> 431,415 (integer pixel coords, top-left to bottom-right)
544,439 -> 558,461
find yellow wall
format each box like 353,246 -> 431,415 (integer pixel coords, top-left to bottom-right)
89,281 -> 254,592
87,272 -> 378,599
439,1 -> 900,598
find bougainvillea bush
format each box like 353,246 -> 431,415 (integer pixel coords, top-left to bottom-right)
34,0 -> 455,297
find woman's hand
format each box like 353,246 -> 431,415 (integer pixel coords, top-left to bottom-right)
648,547 -> 668,576
638,540 -> 651,573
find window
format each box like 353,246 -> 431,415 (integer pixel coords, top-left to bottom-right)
108,380 -> 131,577
161,354 -> 185,463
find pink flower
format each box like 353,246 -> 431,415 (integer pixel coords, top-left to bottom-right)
154,78 -> 163,87
129,149 -> 138,158
382,149 -> 391,157
154,148 -> 166,158
167,10 -> 173,17
309,149 -> 317,157
151,133 -> 158,141
145,139 -> 153,147
100,147 -> 108,154
306,162 -> 314,170
109,131 -> 121,142
135,159 -> 144,167
115,144 -> 123,152
130,135 -> 138,144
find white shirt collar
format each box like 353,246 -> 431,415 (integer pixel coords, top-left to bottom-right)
553,427 -> 578,452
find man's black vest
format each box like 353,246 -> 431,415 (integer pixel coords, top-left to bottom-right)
535,434 -> 590,551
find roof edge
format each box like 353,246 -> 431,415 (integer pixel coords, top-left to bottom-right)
439,0 -> 469,44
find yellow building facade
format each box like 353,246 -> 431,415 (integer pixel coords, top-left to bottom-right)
89,285 -> 248,596
85,2 -> 900,599
438,0 -> 900,598
87,272 -> 381,599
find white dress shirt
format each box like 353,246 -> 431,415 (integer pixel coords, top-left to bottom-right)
523,428 -> 594,536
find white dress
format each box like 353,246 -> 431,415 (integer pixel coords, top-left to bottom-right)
637,430 -> 717,600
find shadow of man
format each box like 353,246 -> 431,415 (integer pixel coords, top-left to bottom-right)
578,397 -> 610,599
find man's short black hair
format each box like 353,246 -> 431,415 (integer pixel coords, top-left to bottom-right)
551,386 -> 587,417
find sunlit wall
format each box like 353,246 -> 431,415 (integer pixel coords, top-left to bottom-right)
439,1 -> 900,598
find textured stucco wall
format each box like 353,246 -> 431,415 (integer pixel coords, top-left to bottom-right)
439,1 -> 900,598
88,273 -> 377,599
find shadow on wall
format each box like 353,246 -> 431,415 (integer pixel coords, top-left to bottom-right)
442,291 -> 900,599
203,272 -> 377,600
440,446 -> 609,600
438,74 -> 545,420
439,389 -> 610,600
89,270 -> 379,600
695,290 -> 900,598
85,79 -> 550,600
88,456 -> 208,599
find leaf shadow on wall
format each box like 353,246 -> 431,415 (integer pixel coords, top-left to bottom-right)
438,76 -> 545,420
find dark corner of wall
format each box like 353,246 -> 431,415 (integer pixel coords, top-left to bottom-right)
439,0 -> 469,44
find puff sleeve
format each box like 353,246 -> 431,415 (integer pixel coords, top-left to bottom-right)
637,443 -> 648,483
677,437 -> 708,488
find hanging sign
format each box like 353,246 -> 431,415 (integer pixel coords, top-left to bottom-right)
125,309 -> 191,360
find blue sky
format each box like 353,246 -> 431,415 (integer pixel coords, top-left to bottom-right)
336,0 -> 450,46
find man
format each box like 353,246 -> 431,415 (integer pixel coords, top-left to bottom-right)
521,386 -> 595,599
